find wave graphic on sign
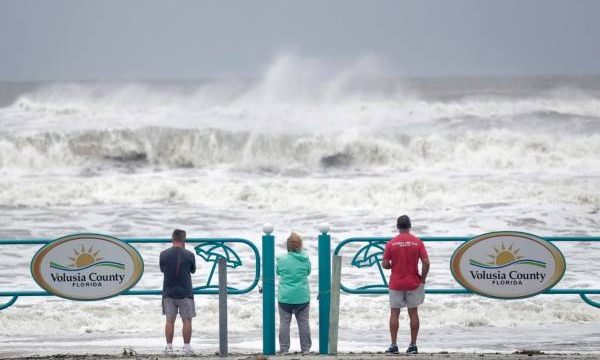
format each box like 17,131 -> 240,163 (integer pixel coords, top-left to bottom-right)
50,261 -> 125,271
49,245 -> 125,271
469,258 -> 546,269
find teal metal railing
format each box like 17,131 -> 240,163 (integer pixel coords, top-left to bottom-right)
0,237 -> 261,311
4,231 -> 599,356
333,236 -> 600,308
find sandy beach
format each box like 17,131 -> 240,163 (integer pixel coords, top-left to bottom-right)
3,352 -> 600,360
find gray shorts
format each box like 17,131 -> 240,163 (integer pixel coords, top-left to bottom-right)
389,284 -> 425,309
162,297 -> 196,320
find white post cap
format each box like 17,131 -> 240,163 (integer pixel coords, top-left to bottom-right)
318,223 -> 331,234
262,223 -> 274,235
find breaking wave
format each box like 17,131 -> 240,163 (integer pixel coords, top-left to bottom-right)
0,127 -> 599,174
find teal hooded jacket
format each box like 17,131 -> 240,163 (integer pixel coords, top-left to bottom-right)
276,250 -> 311,304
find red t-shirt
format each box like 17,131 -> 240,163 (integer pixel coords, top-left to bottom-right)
383,232 -> 428,291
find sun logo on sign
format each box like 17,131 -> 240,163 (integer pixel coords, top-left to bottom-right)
69,245 -> 103,268
487,243 -> 523,266
469,242 -> 546,269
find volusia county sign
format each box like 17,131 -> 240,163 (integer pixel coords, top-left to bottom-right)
31,234 -> 144,301
450,231 -> 566,299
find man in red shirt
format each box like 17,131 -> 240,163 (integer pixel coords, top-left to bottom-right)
382,215 -> 430,355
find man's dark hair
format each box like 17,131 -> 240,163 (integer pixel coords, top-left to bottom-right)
172,229 -> 186,242
397,215 -> 411,230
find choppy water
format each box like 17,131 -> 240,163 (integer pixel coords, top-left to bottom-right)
1,59 -> 600,355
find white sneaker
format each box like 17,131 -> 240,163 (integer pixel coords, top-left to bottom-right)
182,345 -> 195,355
163,346 -> 174,355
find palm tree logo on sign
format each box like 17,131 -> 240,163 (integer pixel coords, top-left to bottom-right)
194,241 -> 242,290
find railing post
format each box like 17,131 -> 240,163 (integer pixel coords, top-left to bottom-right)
218,258 -> 228,357
328,255 -> 342,355
262,223 -> 276,355
318,223 -> 331,355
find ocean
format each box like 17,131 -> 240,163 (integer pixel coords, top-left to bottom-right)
1,61 -> 600,355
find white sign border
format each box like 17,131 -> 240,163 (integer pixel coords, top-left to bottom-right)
450,231 -> 567,300
30,233 -> 145,301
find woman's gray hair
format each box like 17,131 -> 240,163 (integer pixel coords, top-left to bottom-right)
287,232 -> 303,252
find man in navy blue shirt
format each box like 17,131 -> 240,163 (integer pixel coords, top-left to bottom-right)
160,229 -> 196,355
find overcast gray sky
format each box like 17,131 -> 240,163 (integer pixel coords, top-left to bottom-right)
1,0 -> 600,81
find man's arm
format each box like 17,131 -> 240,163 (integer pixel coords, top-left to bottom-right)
420,258 -> 430,283
159,253 -> 164,273
190,253 -> 196,274
382,242 -> 392,269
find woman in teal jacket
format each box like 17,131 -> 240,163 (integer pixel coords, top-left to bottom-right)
276,232 -> 312,354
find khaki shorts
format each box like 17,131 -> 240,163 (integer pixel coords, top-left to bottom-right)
162,297 -> 196,320
389,283 -> 425,309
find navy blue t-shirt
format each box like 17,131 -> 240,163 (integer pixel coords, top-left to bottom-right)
160,246 -> 196,298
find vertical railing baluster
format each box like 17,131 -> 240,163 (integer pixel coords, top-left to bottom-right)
318,223 -> 331,355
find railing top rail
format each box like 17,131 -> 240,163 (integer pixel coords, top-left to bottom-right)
0,237 -> 253,245
2,235 -> 599,246
340,236 -> 600,241
335,236 -> 600,251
